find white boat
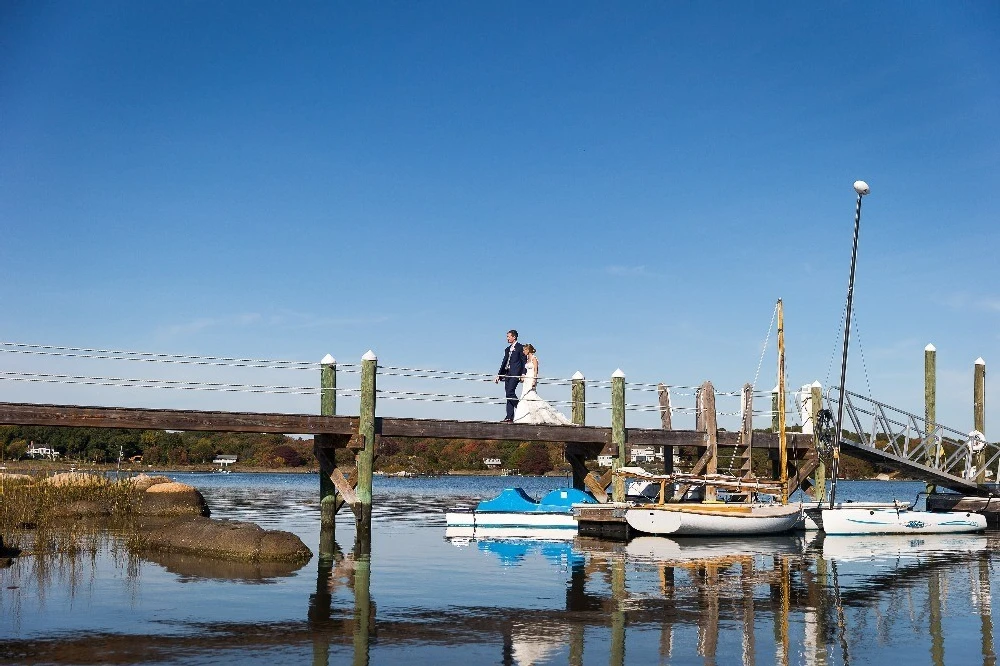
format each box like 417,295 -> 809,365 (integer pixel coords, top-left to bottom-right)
800,500 -> 911,530
820,506 -> 986,535
626,501 -> 803,536
445,487 -> 597,530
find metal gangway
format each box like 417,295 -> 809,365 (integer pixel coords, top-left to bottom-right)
827,388 -> 996,496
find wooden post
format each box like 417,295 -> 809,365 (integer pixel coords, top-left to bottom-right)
770,385 -> 781,480
611,369 -> 626,503
810,382 -> 825,502
777,300 -> 788,503
925,344 -> 937,495
571,371 -> 586,426
658,383 -> 674,490
702,380 -> 718,502
357,350 -> 377,543
319,355 -> 337,532
738,383 -> 753,480
975,357 -> 986,483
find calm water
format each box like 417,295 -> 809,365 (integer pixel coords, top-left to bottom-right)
1,474 -> 997,665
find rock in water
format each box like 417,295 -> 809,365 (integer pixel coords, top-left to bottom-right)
139,516 -> 312,563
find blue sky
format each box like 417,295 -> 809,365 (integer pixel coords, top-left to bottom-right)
2,2 -> 998,433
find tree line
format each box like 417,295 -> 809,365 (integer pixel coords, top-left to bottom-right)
1,424 -> 885,478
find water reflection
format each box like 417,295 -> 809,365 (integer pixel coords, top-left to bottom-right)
3,476 -> 998,665
444,529 -> 997,666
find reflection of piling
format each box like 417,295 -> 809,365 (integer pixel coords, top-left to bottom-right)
352,550 -> 373,666
610,554 -> 626,666
929,569 -> 944,666
978,557 -> 993,666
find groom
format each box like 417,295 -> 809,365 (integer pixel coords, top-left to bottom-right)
495,329 -> 526,422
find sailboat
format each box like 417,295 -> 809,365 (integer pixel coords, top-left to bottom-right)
819,181 -> 986,536
619,299 -> 802,537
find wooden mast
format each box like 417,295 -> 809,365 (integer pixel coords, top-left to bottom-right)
777,298 -> 788,504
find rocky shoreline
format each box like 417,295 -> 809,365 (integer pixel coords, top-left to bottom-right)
0,471 -> 312,564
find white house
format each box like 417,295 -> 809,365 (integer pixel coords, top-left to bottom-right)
483,458 -> 502,468
26,443 -> 59,459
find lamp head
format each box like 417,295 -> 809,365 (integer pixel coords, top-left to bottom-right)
853,180 -> 870,196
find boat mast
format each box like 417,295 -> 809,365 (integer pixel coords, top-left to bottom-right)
830,180 -> 870,508
777,298 -> 788,504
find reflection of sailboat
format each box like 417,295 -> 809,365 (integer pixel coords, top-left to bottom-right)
625,534 -> 806,564
820,533 -> 988,562
511,622 -> 571,666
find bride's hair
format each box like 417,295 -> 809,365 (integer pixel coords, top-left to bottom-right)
523,343 -> 536,354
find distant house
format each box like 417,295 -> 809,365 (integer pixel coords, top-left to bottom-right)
483,458 -> 502,469
597,454 -> 614,468
26,443 -> 59,459
213,454 -> 237,470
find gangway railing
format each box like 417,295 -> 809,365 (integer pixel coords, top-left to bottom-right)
827,388 -> 997,495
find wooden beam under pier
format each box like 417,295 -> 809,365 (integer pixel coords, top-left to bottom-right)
0,401 -> 813,452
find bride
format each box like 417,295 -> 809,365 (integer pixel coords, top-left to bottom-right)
513,344 -> 575,425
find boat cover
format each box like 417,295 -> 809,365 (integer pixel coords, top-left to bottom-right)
476,487 -> 596,514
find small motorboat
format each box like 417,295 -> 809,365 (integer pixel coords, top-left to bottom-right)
800,500 -> 911,530
820,506 -> 986,535
446,487 -> 597,530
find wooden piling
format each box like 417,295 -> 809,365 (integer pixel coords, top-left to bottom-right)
974,357 -> 986,483
658,383 -> 674,487
925,344 -> 937,494
319,355 -> 337,531
776,300 -> 788,503
357,351 -> 377,535
702,380 -> 718,502
572,372 -> 586,426
737,383 -> 753,480
611,369 -> 626,503
810,382 -> 825,502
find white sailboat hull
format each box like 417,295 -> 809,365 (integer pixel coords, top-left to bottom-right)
625,503 -> 802,536
820,508 -> 986,535
801,501 -> 911,530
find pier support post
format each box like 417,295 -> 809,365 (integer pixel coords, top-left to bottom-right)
925,344 -> 937,494
611,369 -> 626,503
974,357 -> 986,484
566,372 -> 589,492
319,355 -> 337,532
572,371 -> 586,426
356,350 -> 378,547
737,383 -> 753,480
702,381 -> 718,502
658,383 -> 674,494
810,382 -> 825,502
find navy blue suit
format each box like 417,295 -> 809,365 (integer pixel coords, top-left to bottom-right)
499,343 -> 526,420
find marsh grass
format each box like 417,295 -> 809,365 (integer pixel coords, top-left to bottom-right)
0,472 -> 144,554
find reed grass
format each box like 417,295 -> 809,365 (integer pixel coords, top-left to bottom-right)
0,472 -> 144,554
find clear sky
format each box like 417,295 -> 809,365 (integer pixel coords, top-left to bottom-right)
2,2 -> 998,434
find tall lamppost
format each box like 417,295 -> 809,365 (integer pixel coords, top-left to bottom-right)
830,180 -> 870,508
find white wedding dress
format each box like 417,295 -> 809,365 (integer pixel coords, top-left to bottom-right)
513,358 -> 574,425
